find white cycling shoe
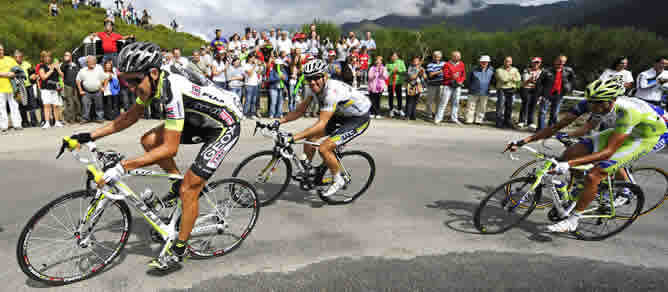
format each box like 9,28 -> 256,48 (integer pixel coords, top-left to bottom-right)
322,173 -> 346,197
547,214 -> 580,233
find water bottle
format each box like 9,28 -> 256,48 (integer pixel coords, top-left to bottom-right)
140,188 -> 159,210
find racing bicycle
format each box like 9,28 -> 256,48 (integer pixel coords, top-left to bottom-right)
16,138 -> 259,285
473,144 -> 644,241
231,121 -> 375,206
509,135 -> 668,216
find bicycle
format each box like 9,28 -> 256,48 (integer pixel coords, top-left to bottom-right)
16,138 -> 260,285
473,144 -> 644,241
509,135 -> 668,216
231,121 -> 375,206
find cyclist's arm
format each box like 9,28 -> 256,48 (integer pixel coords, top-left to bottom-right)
91,75 -> 153,140
566,120 -> 596,138
280,95 -> 311,124
521,113 -> 578,144
293,110 -> 334,142
566,132 -> 628,167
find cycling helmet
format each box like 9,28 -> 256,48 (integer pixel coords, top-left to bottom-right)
585,79 -> 625,102
303,59 -> 327,78
117,42 -> 163,73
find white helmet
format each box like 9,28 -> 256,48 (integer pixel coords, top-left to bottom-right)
303,59 -> 327,78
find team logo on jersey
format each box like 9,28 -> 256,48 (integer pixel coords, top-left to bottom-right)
219,110 -> 235,126
192,85 -> 201,96
165,105 -> 178,118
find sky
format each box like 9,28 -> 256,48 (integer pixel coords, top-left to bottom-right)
103,0 -> 564,41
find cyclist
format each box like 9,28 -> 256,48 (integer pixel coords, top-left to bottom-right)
506,79 -> 668,233
275,59 -> 371,197
66,42 -> 243,270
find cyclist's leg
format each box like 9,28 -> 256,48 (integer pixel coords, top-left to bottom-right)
303,127 -> 327,161
179,124 -> 240,242
320,114 -> 371,175
140,124 -> 180,175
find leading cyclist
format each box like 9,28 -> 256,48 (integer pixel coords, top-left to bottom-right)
65,42 -> 243,270
275,59 -> 372,197
506,79 -> 668,233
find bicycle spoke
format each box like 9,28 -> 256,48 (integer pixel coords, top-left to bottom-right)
34,222 -> 73,237
48,211 -> 74,234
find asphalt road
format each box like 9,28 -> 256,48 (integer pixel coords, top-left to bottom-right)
0,118 -> 667,292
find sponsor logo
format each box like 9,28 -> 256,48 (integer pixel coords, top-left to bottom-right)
219,110 -> 235,126
203,127 -> 237,168
165,105 -> 177,118
192,85 -> 201,96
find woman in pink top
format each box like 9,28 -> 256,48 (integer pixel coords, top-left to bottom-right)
367,56 -> 388,119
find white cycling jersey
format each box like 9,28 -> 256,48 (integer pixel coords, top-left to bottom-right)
303,79 -> 371,117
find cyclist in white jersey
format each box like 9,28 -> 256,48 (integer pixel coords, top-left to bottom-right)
276,59 -> 372,197
65,42 -> 243,270
507,79 -> 668,233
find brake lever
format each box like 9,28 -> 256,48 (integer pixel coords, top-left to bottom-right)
56,140 -> 67,159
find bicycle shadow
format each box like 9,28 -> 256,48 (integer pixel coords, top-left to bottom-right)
425,184 -> 553,242
277,185 -> 327,208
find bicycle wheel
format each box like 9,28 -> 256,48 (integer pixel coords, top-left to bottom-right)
231,150 -> 292,206
474,177 -> 540,234
629,166 -> 668,216
510,159 -> 570,209
188,178 -> 259,258
574,182 -> 644,241
318,151 -> 375,205
17,190 -> 132,285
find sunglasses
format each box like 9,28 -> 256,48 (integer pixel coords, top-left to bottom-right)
305,74 -> 325,82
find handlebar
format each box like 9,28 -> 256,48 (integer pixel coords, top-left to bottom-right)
57,136 -> 99,164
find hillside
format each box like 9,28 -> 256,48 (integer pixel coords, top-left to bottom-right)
341,0 -> 666,37
1,0 -> 205,64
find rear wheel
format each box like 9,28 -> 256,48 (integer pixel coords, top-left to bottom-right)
474,177 -> 540,234
628,166 -> 668,216
318,151 -> 375,205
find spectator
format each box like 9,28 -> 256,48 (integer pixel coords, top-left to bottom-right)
76,56 -> 107,123
228,33 -> 242,56
227,57 -> 245,105
425,51 -> 445,120
385,52 -> 407,118
361,32 -> 376,56
342,55 -> 358,87
49,0 -> 59,16
242,30 -> 254,50
346,32 -> 361,52
251,29 -> 259,46
141,9 -> 151,27
106,7 -> 114,21
335,37 -> 348,68
406,56 -> 426,121
60,51 -> 82,124
170,19 -> 178,31
465,55 -> 495,125
537,55 -> 576,130
72,0 -> 79,9
243,54 -> 261,118
326,50 -> 342,81
518,57 -> 543,130
288,62 -> 300,113
127,0 -> 133,17
306,31 -> 320,57
171,48 -> 189,67
635,56 -> 668,106
14,50 -> 39,128
210,29 -> 228,49
187,51 -> 211,77
359,47 -> 370,85
435,51 -> 466,125
0,44 -> 21,132
368,55 -> 388,119
494,56 -> 521,128
276,32 -> 292,56
92,20 -> 134,67
268,57 -> 287,118
102,59 -> 120,120
599,57 -> 634,91
292,33 -> 308,53
38,51 -> 65,128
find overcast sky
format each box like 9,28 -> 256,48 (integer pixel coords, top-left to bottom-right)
105,0 -> 564,41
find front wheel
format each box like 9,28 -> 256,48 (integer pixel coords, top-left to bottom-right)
187,178 -> 259,258
231,150 -> 292,206
16,190 -> 132,285
318,151 -> 376,205
474,177 -> 540,234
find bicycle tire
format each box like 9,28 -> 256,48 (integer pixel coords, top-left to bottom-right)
510,159 -> 573,209
573,182 -> 644,241
627,166 -> 668,216
16,190 -> 132,285
187,178 -> 259,258
231,150 -> 292,206
319,151 -> 375,205
474,177 -> 541,234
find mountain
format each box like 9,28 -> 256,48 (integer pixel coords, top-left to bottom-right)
1,0 -> 205,63
341,0 -> 666,36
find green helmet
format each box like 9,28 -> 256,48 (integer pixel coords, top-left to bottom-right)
585,79 -> 624,102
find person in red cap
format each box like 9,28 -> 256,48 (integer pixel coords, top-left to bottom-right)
519,57 -> 543,129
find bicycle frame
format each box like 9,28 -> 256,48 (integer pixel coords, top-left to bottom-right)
512,145 -> 619,219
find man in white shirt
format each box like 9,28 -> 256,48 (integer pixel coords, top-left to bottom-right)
346,31 -> 360,51
635,56 -> 668,105
170,48 -> 189,67
277,31 -> 293,55
599,57 -> 633,89
361,31 -> 376,55
211,49 -> 228,90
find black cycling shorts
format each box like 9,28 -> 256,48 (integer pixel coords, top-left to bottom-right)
325,113 -> 370,146
180,123 -> 240,180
